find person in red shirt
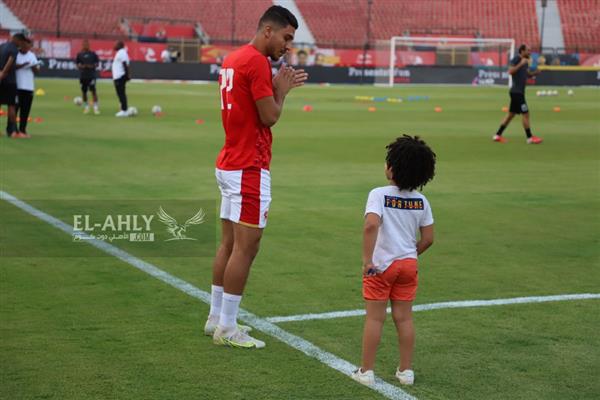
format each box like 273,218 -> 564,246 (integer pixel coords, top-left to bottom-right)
204,5 -> 308,349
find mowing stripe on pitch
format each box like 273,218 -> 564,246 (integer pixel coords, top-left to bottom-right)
266,293 -> 600,323
0,191 -> 416,400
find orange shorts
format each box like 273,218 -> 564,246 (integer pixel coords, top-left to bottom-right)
363,258 -> 418,301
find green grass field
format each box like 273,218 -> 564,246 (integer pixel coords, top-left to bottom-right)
1,79 -> 599,400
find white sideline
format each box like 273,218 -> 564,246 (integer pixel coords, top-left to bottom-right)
0,190 -> 416,400
266,293 -> 600,323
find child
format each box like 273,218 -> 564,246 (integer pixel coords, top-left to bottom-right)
352,135 -> 436,386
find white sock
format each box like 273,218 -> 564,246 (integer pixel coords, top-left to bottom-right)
219,292 -> 242,329
209,285 -> 223,318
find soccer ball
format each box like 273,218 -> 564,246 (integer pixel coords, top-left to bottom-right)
151,105 -> 162,115
567,89 -> 574,96
127,106 -> 138,116
73,96 -> 83,106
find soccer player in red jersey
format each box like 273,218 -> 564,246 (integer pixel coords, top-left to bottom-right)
204,6 -> 308,349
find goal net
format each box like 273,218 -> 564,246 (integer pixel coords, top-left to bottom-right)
374,36 -> 515,87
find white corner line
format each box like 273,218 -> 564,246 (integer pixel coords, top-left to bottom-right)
266,293 -> 600,324
0,191 -> 416,400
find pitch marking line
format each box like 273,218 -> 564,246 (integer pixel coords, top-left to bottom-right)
0,191 -> 415,400
266,293 -> 600,323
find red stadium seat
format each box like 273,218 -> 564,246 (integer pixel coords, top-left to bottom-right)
4,0 -> 272,41
557,0 -> 600,51
296,0 -> 541,48
5,0 -> 598,51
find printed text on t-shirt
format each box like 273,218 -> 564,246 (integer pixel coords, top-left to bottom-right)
384,196 -> 424,210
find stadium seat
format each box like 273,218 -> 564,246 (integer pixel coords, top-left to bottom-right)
296,0 -> 540,48
4,0 -> 271,42
557,0 -> 600,52
5,0 -> 598,52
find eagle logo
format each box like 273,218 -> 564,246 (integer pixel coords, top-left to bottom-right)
157,206 -> 205,241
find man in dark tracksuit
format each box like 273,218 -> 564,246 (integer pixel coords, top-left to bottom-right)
0,33 -> 26,137
76,39 -> 100,114
493,44 -> 543,144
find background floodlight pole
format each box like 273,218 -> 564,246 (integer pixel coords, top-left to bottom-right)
540,0 -> 548,51
361,0 -> 373,85
56,0 -> 61,37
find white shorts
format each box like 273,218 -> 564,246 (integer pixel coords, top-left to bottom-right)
216,167 -> 271,228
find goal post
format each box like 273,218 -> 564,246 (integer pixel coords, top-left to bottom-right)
379,36 -> 515,87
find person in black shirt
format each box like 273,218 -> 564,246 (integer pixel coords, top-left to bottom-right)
76,39 -> 100,115
0,33 -> 26,137
493,44 -> 543,144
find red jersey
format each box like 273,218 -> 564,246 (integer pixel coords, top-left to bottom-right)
216,44 -> 274,171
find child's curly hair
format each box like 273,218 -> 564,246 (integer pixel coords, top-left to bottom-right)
386,135 -> 436,191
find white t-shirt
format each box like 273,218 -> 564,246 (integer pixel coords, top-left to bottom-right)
365,185 -> 434,272
15,51 -> 38,91
112,48 -> 130,80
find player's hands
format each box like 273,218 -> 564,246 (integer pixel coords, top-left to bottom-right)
273,64 -> 295,96
362,261 -> 378,276
292,69 -> 308,88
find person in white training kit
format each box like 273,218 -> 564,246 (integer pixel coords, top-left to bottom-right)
112,40 -> 130,117
13,38 -> 40,138
161,47 -> 170,63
